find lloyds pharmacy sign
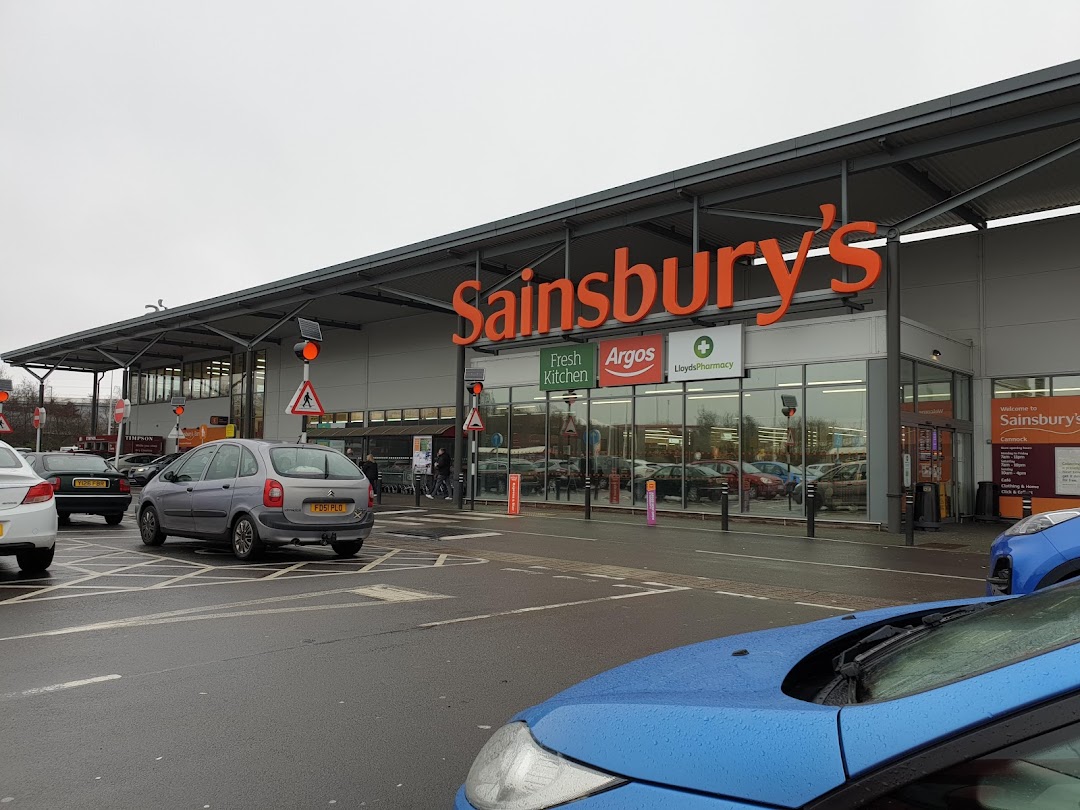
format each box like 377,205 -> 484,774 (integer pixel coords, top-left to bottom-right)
667,325 -> 743,382
538,325 -> 743,391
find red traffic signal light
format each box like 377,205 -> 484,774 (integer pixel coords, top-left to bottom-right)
0,391 -> 8,404
782,406 -> 797,418
173,405 -> 185,417
469,382 -> 484,396
294,340 -> 321,362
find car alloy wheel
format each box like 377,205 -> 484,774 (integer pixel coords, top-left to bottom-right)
231,515 -> 264,561
139,507 -> 166,546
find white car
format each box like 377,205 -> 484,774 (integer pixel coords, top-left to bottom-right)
0,440 -> 58,573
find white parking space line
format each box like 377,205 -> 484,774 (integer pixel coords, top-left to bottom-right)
442,515 -> 493,521
419,586 -> 689,628
715,590 -> 770,600
6,674 -> 122,699
795,602 -> 855,612
694,549 -> 983,581
375,510 -> 427,516
0,585 -> 449,642
441,531 -> 502,541
357,548 -> 401,572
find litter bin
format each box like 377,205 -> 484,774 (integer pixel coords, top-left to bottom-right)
975,481 -> 999,521
914,482 -> 942,529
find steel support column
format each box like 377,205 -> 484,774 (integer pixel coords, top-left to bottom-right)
454,316 -> 466,509
886,231 -> 902,533
244,348 -> 256,438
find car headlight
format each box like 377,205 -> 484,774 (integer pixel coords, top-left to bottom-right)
465,723 -> 625,810
1004,509 -> 1080,537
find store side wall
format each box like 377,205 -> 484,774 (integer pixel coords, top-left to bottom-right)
130,397 -> 230,439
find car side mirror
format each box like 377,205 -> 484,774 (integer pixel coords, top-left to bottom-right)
161,471 -> 175,483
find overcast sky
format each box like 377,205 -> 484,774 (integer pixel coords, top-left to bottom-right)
2,0 -> 1079,397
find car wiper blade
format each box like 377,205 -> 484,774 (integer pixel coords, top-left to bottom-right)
830,604 -> 988,696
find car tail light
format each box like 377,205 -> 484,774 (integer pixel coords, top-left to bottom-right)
368,484 -> 375,509
48,477 -> 61,491
23,482 -> 55,505
263,478 -> 284,508
118,478 -> 131,493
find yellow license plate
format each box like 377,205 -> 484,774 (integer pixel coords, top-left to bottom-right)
74,479 -> 109,488
0,524 -> 4,537
309,503 -> 348,514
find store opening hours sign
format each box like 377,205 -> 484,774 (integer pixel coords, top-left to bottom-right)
992,396 -> 1080,518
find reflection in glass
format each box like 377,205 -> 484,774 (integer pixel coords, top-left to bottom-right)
805,379 -> 868,521
589,398 -> 633,507
635,395 -> 682,506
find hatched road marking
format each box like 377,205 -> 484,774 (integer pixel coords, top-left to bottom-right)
0,537 -> 485,604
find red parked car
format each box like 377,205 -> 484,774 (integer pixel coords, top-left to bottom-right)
691,460 -> 784,499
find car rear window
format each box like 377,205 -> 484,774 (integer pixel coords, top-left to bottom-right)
862,584 -> 1080,701
0,449 -> 22,469
269,447 -> 363,480
43,454 -> 110,473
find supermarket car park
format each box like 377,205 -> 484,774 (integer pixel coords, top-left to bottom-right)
8,61 -> 1080,807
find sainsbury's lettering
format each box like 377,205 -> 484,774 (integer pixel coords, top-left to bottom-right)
451,203 -> 880,345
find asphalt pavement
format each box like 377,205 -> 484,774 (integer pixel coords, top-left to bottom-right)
0,498 -> 995,808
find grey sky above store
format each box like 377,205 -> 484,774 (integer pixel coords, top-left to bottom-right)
2,0 -> 1079,395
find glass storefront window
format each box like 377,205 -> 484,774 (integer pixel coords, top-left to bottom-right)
901,359 -> 915,413
993,377 -> 1049,398
744,365 -> 802,390
740,389 -> 802,513
806,373 -> 868,522
349,411 -> 365,426
807,361 -> 866,386
547,396 -> 585,503
385,410 -> 402,423
439,406 -> 456,422
403,408 -> 420,422
686,389 -> 739,513
634,394 -> 682,505
476,398 -> 510,496
369,411 -> 385,424
1053,376 -> 1080,396
589,397 -> 633,505
512,395 -> 548,502
916,362 -> 952,418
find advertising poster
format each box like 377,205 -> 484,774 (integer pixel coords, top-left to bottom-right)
992,396 -> 1080,517
412,435 -> 433,475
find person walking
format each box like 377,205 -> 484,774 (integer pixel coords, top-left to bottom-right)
426,448 -> 453,500
361,454 -> 379,497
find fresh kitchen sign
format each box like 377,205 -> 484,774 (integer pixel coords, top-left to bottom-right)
540,346 -> 598,391
667,325 -> 744,382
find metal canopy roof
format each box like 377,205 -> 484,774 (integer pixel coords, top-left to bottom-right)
8,60 -> 1080,373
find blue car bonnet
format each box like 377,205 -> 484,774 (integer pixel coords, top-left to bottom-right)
519,604 -> 963,808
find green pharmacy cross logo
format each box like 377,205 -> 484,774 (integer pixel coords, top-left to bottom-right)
694,336 -> 714,358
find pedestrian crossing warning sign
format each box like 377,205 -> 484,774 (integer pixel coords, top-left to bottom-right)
286,380 -> 325,416
463,407 -> 485,432
0,414 -> 11,434
560,415 -> 578,437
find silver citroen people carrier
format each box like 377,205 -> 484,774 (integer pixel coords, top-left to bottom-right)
138,439 -> 375,560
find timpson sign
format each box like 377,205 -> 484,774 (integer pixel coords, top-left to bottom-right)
452,204 -> 880,346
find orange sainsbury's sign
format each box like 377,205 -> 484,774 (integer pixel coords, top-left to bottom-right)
453,204 -> 880,346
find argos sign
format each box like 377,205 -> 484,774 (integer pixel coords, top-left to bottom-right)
599,335 -> 663,386
452,203 -> 880,346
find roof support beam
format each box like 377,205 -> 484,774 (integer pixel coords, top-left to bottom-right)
245,311 -> 364,333
480,240 -> 568,297
370,287 -> 456,312
340,290 -> 447,314
632,222 -> 723,255
893,134 -> 1080,233
893,163 -> 987,229
247,302 -> 311,347
699,207 -> 823,229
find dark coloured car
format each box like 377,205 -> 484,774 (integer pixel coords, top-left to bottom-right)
127,452 -> 186,485
23,452 -> 131,525
634,464 -> 726,502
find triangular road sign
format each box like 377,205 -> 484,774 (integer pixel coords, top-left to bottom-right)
0,414 -> 11,434
167,426 -> 184,440
286,380 -> 325,416
560,415 -> 578,437
463,407 -> 485,432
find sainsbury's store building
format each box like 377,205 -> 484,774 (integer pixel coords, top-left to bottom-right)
8,61 -> 1080,532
